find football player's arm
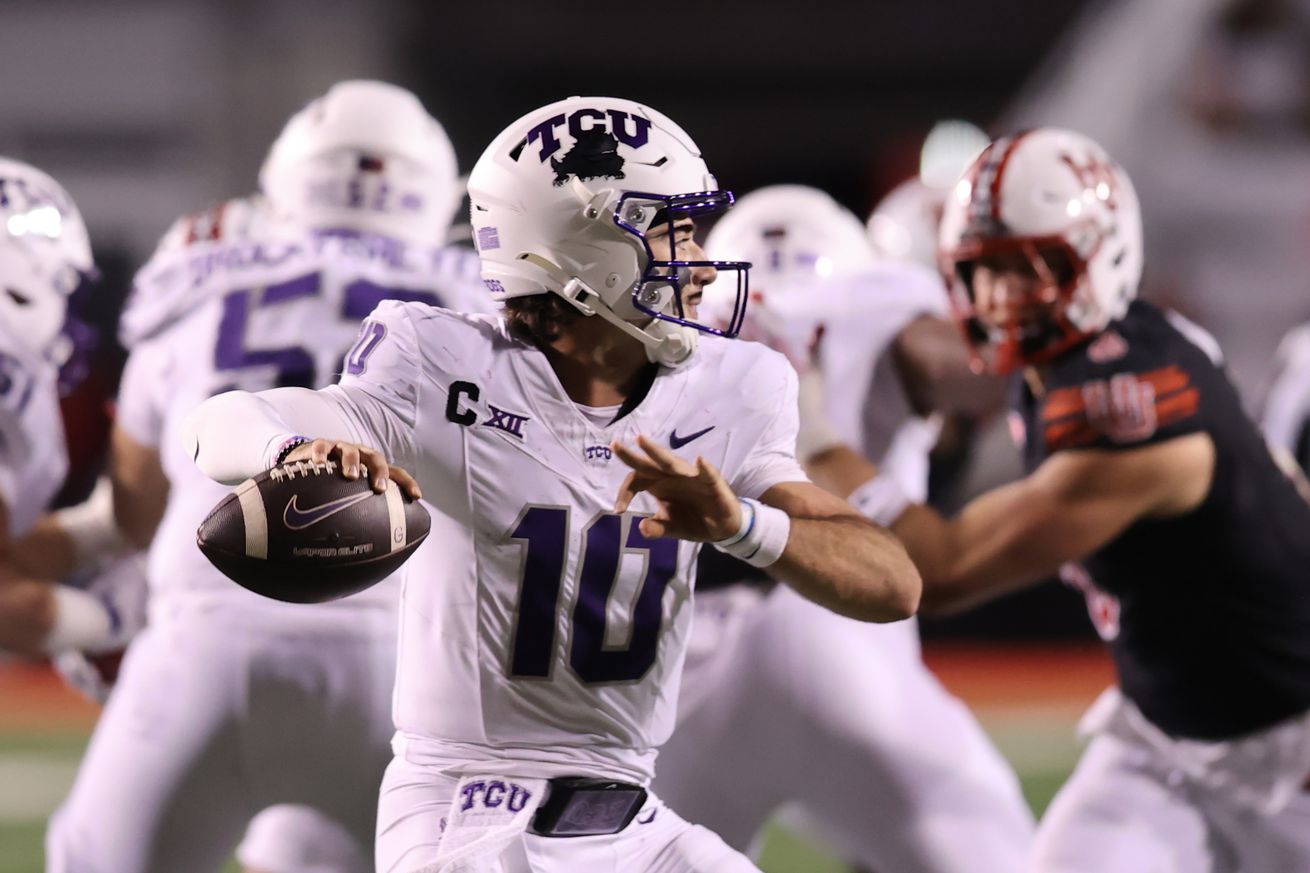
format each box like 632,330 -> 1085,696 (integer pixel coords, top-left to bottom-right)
758,480 -> 920,622
810,433 -> 1215,615
185,386 -> 416,495
892,315 -> 1008,418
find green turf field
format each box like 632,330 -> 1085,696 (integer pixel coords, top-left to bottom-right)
0,648 -> 1103,873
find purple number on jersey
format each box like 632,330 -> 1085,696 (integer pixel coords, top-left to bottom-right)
215,273 -> 320,388
509,506 -> 678,683
214,273 -> 440,388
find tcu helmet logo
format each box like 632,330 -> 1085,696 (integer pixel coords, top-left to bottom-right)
1059,152 -> 1121,211
522,109 -> 653,187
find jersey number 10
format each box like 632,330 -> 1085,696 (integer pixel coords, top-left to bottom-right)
508,506 -> 678,684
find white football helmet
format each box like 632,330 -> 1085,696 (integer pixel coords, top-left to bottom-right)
704,185 -> 874,340
0,158 -> 94,364
868,120 -> 988,271
866,178 -> 947,271
467,96 -> 748,367
938,128 -> 1143,373
259,80 -> 460,247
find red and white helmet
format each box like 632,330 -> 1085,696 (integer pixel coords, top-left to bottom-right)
467,96 -> 748,367
939,128 -> 1142,373
260,80 -> 460,247
0,158 -> 93,364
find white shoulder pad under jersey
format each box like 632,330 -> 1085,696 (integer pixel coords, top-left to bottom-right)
118,231 -> 490,613
1264,322 -> 1310,471
332,303 -> 803,783
817,260 -> 948,500
0,328 -> 66,539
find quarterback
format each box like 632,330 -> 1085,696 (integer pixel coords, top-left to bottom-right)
187,96 -> 920,873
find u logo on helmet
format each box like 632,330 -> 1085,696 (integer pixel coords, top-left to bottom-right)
1059,153 -> 1121,212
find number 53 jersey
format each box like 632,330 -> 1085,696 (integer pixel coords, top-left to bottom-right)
327,301 -> 807,784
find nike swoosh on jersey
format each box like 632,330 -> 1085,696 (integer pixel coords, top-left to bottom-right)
669,426 -> 715,449
282,491 -> 375,530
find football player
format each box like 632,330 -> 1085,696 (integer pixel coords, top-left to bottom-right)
44,80 -> 491,873
1262,321 -> 1310,481
185,95 -> 921,873
813,128 -> 1310,871
0,159 -> 133,658
652,185 -> 1032,873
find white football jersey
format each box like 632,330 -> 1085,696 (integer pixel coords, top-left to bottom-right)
322,302 -> 806,783
0,327 -> 66,538
117,231 -> 493,612
817,261 -> 949,501
1263,322 -> 1310,472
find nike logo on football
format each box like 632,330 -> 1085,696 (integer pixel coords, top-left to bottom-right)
669,426 -> 715,449
283,491 -> 374,530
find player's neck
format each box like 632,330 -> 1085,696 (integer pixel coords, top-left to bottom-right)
542,318 -> 655,407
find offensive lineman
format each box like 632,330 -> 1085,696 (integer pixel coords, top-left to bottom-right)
653,185 -> 1033,872
816,128 -> 1310,871
186,96 -> 921,873
44,80 -> 492,873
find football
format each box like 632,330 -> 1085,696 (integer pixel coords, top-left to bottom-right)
197,459 -> 430,603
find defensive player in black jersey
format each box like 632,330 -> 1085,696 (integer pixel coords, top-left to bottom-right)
806,128 -> 1310,872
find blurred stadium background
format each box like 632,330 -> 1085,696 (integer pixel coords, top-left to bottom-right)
1,0 -> 1306,869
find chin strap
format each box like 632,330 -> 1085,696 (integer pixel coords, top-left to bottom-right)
517,253 -> 698,368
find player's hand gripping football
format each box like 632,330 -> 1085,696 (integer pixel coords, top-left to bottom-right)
612,435 -> 742,541
284,439 -> 423,500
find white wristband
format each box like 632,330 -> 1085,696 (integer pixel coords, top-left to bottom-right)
712,498 -> 791,568
848,475 -> 912,527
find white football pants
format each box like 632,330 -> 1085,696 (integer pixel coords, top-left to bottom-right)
1031,732 -> 1310,872
45,599 -> 397,873
375,751 -> 761,873
654,584 -> 1035,872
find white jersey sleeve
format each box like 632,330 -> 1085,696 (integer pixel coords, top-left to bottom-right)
115,339 -> 173,448
328,300 -> 480,519
728,351 -> 808,499
1263,322 -> 1310,471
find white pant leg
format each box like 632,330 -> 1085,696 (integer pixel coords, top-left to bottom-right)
48,603 -> 397,873
656,585 -> 1034,873
1030,734 -> 1227,873
237,805 -> 371,873
46,620 -> 255,873
1212,785 -> 1310,872
523,794 -> 760,873
376,752 -> 756,873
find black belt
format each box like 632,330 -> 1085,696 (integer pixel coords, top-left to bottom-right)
528,777 -> 648,838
